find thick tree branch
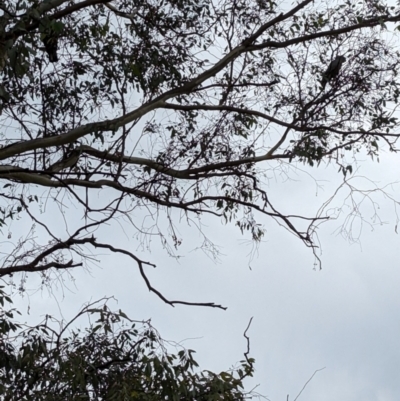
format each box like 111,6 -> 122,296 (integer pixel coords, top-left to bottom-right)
0,260 -> 82,275
242,0 -> 315,46
162,102 -> 303,131
249,13 -> 400,51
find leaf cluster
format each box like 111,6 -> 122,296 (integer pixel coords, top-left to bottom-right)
0,288 -> 254,400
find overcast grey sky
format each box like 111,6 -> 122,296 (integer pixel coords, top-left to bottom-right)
5,0 -> 400,399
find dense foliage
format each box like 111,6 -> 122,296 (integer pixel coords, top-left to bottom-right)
0,0 -> 398,299
0,287 -> 254,400
1,0 -> 400,292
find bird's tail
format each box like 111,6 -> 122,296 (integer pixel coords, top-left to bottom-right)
321,75 -> 328,89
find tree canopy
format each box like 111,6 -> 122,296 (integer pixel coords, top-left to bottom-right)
0,287 -> 255,400
1,0 -> 400,300
2,0 -> 400,398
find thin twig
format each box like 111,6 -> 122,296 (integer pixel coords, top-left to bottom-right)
293,367 -> 326,401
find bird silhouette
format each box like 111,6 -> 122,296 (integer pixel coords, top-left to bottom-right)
42,33 -> 58,63
321,55 -> 346,88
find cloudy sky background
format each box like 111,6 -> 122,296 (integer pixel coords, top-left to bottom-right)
5,1 -> 400,399
9,144 -> 400,401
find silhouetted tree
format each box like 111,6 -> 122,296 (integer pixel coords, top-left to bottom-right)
0,0 -> 399,301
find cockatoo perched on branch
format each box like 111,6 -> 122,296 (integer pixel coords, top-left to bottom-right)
321,55 -> 346,88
